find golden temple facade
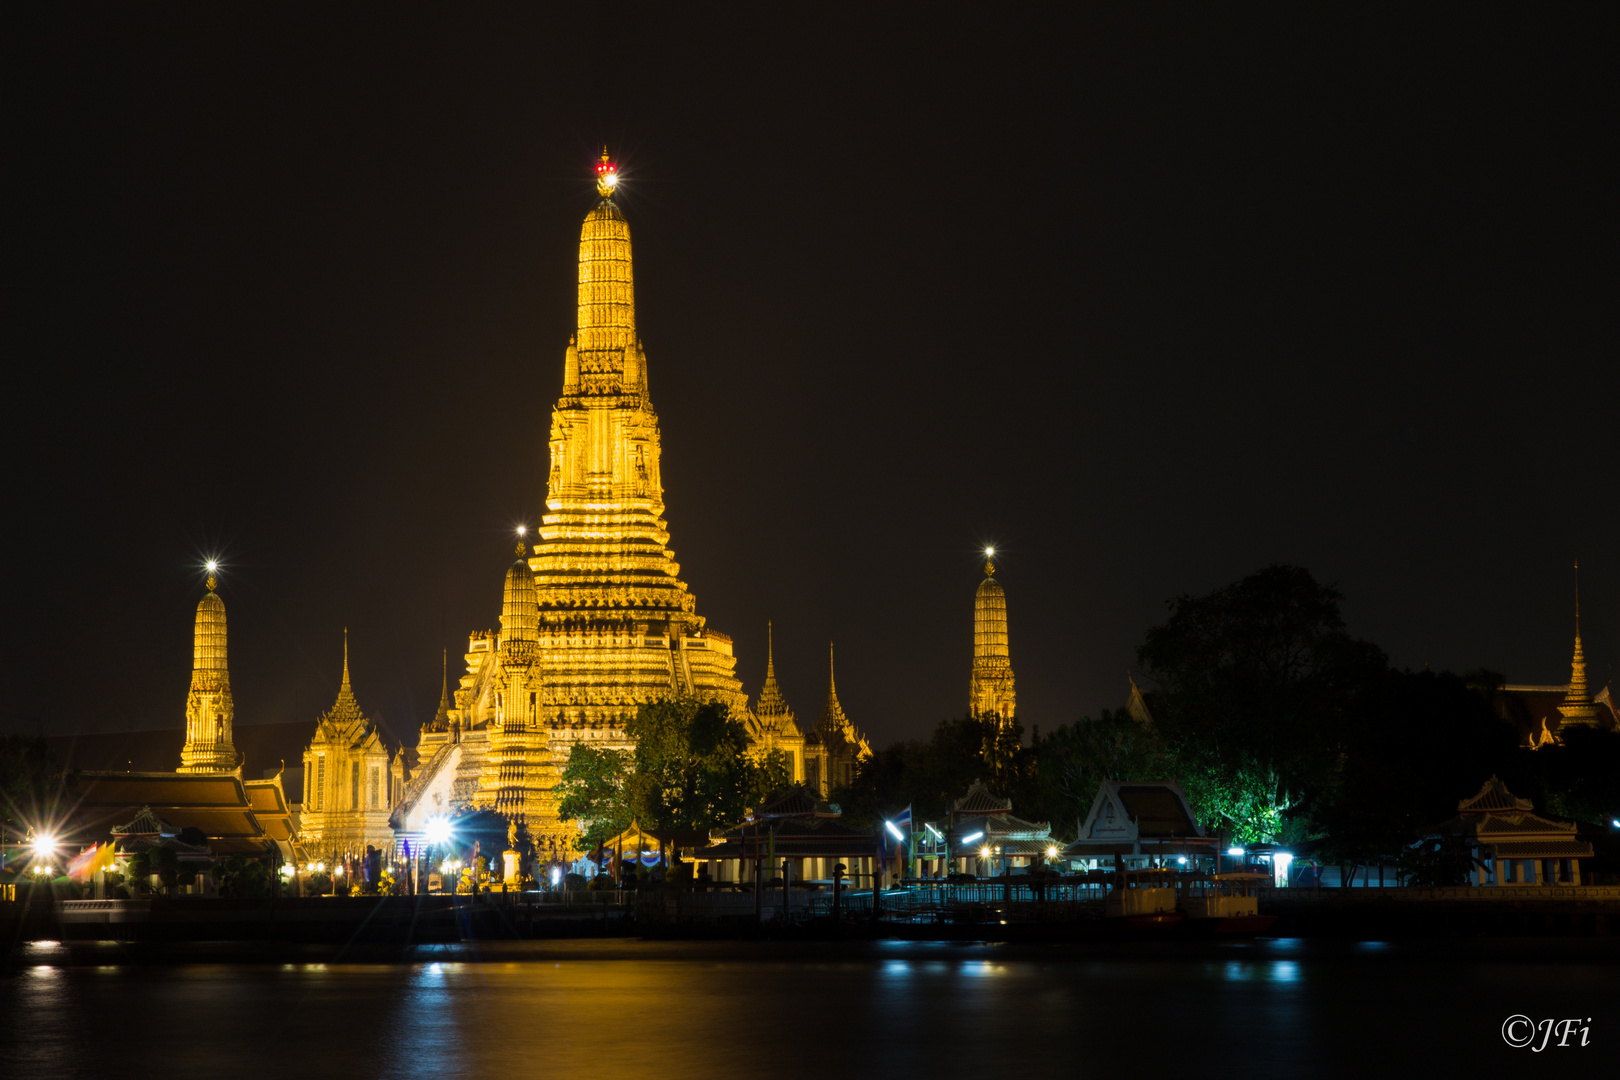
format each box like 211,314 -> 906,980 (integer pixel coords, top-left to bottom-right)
744,627 -> 871,796
969,554 -> 1016,726
297,633 -> 406,858
178,572 -> 238,773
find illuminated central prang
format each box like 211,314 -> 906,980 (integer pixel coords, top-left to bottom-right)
411,148 -> 744,850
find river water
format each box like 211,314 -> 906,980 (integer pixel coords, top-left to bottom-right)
5,938 -> 1616,1076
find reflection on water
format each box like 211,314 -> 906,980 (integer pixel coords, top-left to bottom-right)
5,938 -> 1618,1078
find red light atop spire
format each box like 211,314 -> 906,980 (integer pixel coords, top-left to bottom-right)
595,147 -> 619,196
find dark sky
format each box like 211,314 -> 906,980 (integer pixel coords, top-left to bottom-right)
4,7 -> 1616,749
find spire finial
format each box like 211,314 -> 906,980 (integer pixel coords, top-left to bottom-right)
829,641 -> 836,694
984,546 -> 996,576
765,621 -> 776,677
205,559 -> 219,592
1574,559 -> 1582,633
595,148 -> 619,197
341,628 -> 351,692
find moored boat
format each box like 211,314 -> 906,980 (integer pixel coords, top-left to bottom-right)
1179,872 -> 1278,936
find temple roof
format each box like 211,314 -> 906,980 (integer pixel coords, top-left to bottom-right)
951,780 -> 1012,816
951,812 -> 1051,841
753,785 -> 839,819
1458,775 -> 1534,815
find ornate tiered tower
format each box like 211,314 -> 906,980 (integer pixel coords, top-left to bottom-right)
178,567 -> 237,773
474,545 -> 556,824
530,150 -> 744,732
804,644 -> 870,796
405,152 -> 746,851
969,550 -> 1016,727
746,622 -> 807,776
1557,561 -> 1599,727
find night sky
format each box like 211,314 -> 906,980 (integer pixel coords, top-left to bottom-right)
4,8 -> 1616,748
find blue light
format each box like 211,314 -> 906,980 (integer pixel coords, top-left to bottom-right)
961,831 -> 984,844
1226,846 -> 1245,856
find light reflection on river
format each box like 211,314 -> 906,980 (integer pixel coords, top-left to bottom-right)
5,938 -> 1617,1077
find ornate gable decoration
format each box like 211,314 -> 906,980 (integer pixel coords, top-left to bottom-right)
952,779 -> 1013,816
1458,775 -> 1534,815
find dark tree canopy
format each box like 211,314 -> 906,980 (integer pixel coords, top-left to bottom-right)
1137,564 -> 1389,841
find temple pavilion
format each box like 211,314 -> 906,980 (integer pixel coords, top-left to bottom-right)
694,787 -> 878,888
1061,779 -> 1219,872
928,781 -> 1055,878
1427,776 -> 1594,886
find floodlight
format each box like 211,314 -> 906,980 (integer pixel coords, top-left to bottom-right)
961,831 -> 984,844
885,821 -> 904,841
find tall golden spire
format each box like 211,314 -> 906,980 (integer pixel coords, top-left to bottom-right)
970,547 -> 1016,727
326,628 -> 365,723
1559,560 -> 1598,726
501,546 -> 539,664
436,648 -> 451,721
819,642 -> 848,734
576,148 -> 637,373
756,621 -> 790,716
179,565 -> 237,773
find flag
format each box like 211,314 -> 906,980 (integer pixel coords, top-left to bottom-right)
894,805 -> 912,832
67,844 -> 101,882
91,843 -> 117,875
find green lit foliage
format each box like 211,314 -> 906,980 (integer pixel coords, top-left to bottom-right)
556,742 -> 633,852
559,697 -> 789,846
1137,565 -> 1388,844
624,696 -> 788,834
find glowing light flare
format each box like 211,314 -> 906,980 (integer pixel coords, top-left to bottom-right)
1227,847 -> 1246,857
980,846 -> 993,860
424,816 -> 453,846
984,547 -> 995,558
204,560 -> 219,574
1045,845 -> 1058,859
884,821 -> 905,841
961,831 -> 984,844
31,834 -> 57,858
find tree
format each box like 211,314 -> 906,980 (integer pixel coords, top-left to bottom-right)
211,854 -> 270,898
1524,725 -> 1620,827
1137,564 -> 1388,843
1024,709 -> 1171,835
0,735 -> 73,850
1308,669 -> 1521,883
152,846 -> 180,894
555,743 -> 633,852
565,697 -> 789,839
